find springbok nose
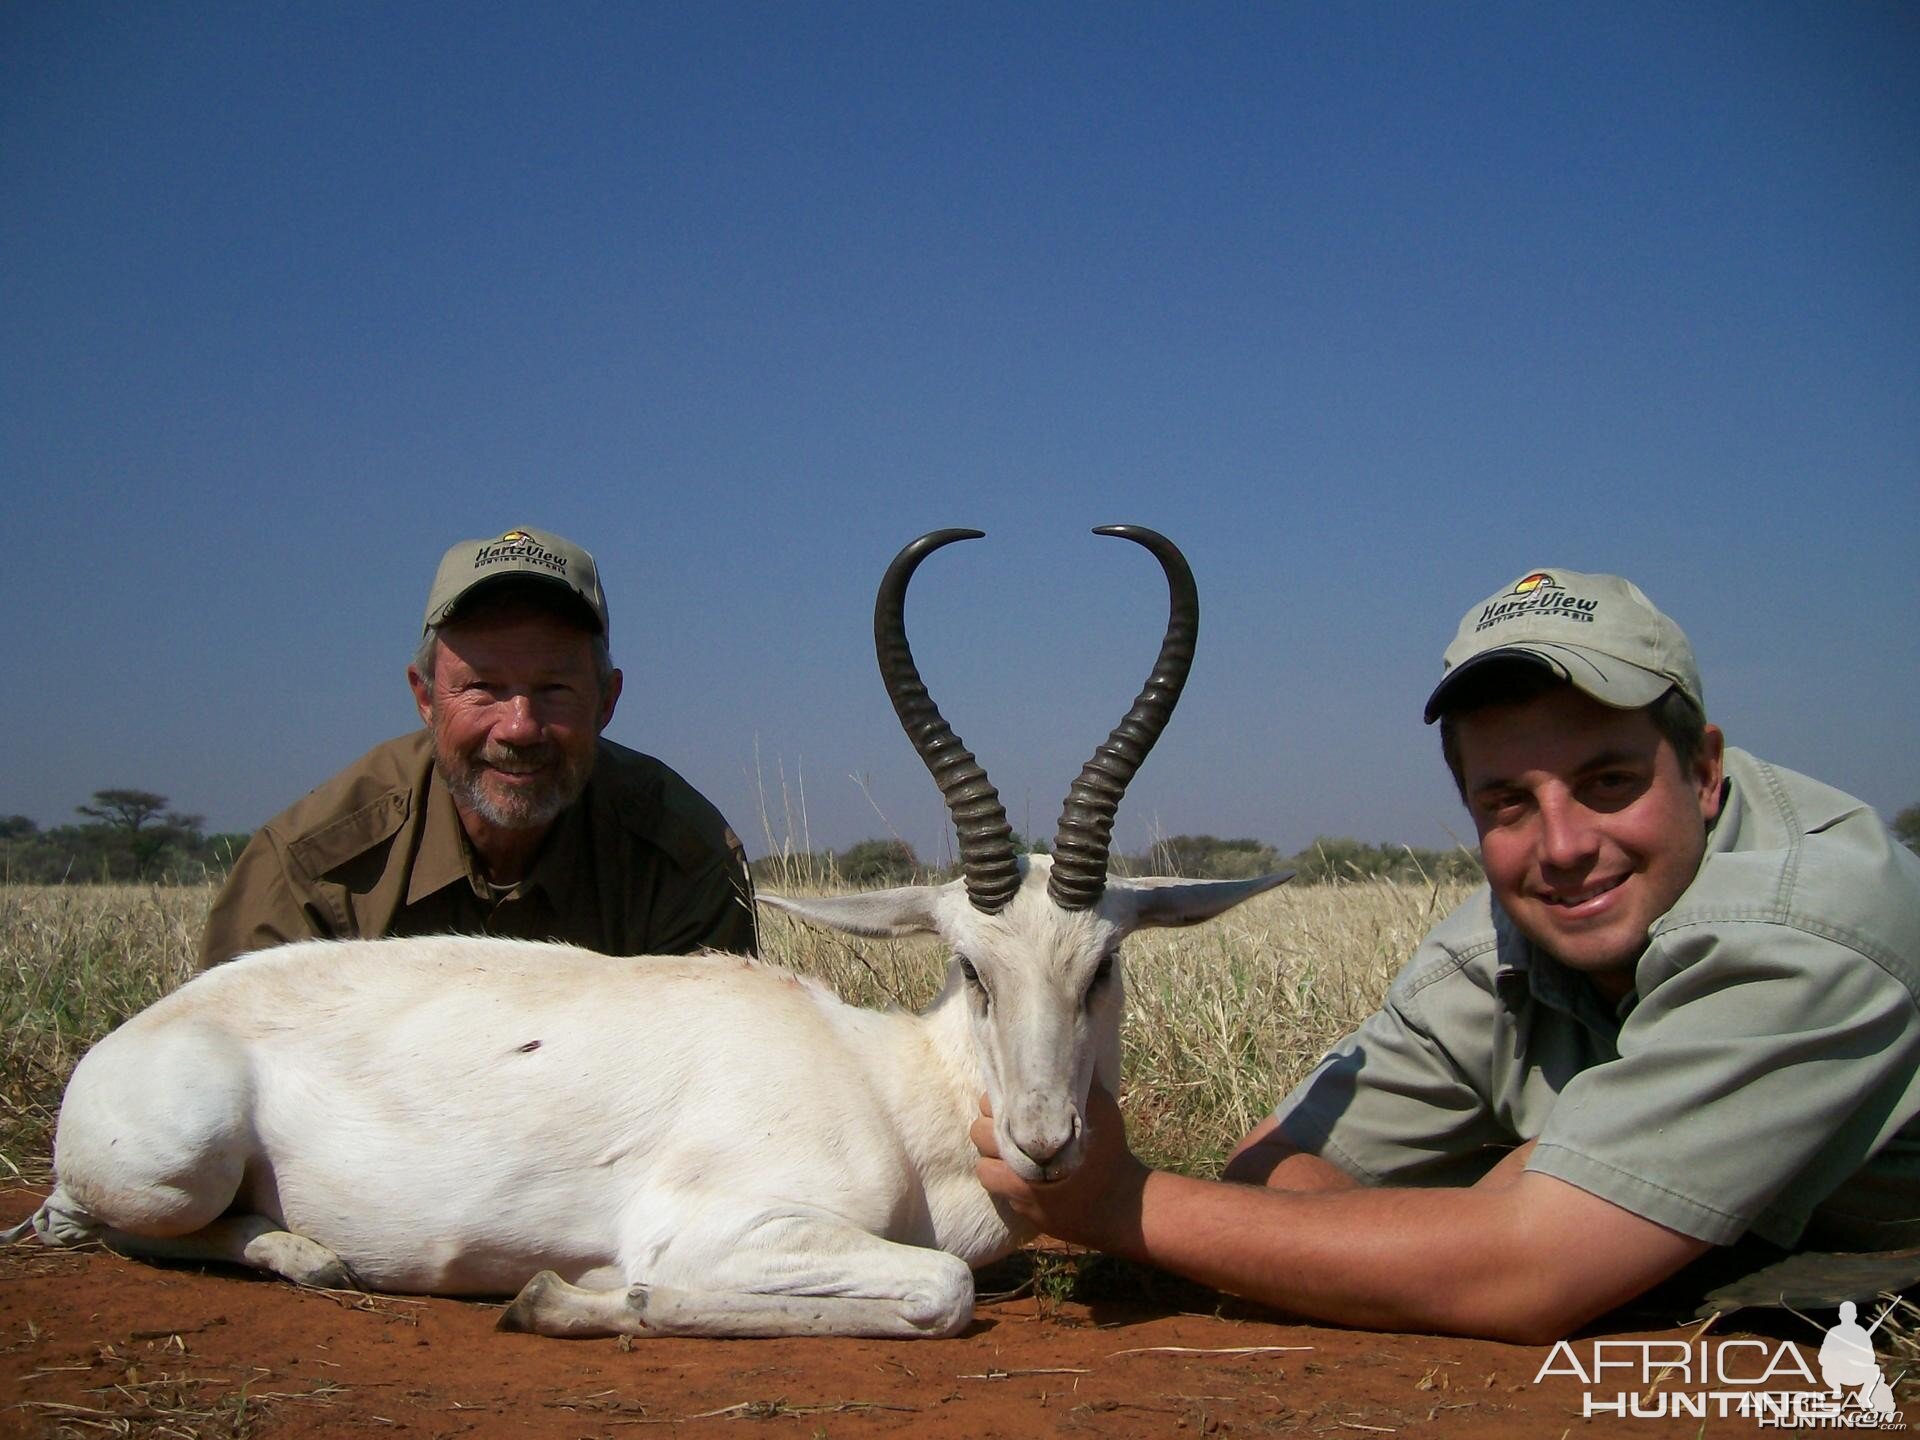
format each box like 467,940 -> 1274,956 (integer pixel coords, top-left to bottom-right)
1011,1105 -> 1081,1172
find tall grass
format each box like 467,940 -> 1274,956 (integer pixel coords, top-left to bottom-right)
0,876 -> 1462,1185
11,877 -> 1920,1383
1,884 -> 210,1182
752,867 -> 1467,1170
1120,873 -> 1463,1170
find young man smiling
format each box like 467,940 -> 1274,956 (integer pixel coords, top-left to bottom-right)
975,569 -> 1920,1342
201,527 -> 756,967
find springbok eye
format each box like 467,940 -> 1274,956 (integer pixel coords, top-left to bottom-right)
956,956 -> 991,1012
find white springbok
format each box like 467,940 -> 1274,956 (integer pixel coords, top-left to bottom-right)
10,527 -> 1289,1339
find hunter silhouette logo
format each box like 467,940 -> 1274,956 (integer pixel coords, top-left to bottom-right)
1818,1301 -> 1898,1418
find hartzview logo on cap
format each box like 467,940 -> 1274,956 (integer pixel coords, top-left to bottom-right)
472,530 -> 569,577
1472,571 -> 1600,634
422,526 -> 608,636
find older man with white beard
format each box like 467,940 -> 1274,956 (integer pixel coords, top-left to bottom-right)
201,527 -> 756,966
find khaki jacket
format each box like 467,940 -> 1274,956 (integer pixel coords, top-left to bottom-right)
200,731 -> 756,966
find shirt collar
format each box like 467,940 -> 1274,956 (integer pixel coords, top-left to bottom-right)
408,760 -> 590,908
1490,904 -> 1631,1033
408,765 -> 477,906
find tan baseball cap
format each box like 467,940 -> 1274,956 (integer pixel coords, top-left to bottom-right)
1423,568 -> 1701,724
422,527 -> 609,636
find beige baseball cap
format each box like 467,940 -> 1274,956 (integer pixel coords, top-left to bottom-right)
422,527 -> 609,636
1423,569 -> 1701,724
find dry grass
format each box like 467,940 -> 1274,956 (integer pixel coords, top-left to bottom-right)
751,873 -> 1470,1172
1,884 -> 210,1186
1125,874 -> 1467,1171
10,876 -> 1916,1385
0,876 -> 1448,1185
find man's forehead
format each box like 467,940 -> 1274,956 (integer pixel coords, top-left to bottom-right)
1455,688 -> 1666,785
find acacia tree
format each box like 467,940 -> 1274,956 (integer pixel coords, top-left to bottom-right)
76,789 -> 172,833
76,788 -> 206,879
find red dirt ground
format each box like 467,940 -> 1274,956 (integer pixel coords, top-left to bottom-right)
0,1187 -> 1847,1438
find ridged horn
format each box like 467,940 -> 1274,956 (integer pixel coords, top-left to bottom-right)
1048,526 -> 1198,911
875,530 -> 1020,913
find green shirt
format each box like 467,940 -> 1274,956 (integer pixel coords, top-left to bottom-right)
1273,748 -> 1920,1249
200,731 -> 757,966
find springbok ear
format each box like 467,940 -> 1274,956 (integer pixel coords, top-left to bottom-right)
758,887 -> 945,939
1122,871 -> 1293,929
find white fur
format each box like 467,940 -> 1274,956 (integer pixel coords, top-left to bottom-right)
22,854 -> 1285,1339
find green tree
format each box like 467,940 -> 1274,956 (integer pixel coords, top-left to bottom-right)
75,788 -> 206,879
202,832 -> 255,869
1895,803 -> 1920,854
76,788 -> 172,834
1136,834 -> 1285,879
836,838 -> 921,886
0,815 -> 52,882
1283,836 -> 1480,885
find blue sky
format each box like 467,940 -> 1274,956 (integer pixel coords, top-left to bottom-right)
5,2 -> 1916,867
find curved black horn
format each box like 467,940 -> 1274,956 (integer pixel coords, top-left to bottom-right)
875,530 -> 1020,913
1048,526 -> 1198,911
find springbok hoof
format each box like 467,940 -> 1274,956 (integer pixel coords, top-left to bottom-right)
251,1231 -> 359,1290
298,1255 -> 360,1291
498,1270 -> 564,1332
